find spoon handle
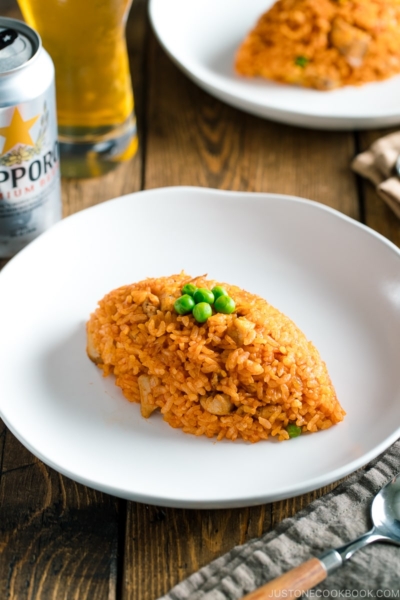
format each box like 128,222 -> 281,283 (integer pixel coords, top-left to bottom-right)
241,558 -> 327,599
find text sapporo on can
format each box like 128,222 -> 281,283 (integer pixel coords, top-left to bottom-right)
0,17 -> 61,258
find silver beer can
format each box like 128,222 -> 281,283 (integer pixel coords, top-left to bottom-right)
0,17 -> 61,258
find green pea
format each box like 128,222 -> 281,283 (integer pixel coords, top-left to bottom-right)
193,288 -> 215,305
193,302 -> 212,323
182,283 -> 197,296
287,424 -> 302,439
174,294 -> 195,315
295,56 -> 309,68
211,286 -> 228,301
214,295 -> 236,314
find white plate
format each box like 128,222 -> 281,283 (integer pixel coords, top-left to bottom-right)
149,0 -> 400,130
1,187 -> 400,508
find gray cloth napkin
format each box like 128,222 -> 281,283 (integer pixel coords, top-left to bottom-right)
160,441 -> 400,599
351,132 -> 400,219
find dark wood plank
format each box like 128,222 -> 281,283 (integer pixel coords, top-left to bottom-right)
61,158 -> 140,217
124,504 -> 271,600
2,0 -> 21,18
123,28 -> 358,600
0,431 -> 120,600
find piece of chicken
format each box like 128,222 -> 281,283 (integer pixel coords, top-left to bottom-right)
138,375 -> 159,418
87,330 -> 103,365
200,394 -> 234,416
330,18 -> 371,68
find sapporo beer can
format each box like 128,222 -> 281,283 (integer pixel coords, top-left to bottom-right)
0,17 -> 61,258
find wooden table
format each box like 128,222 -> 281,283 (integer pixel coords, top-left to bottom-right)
1,1 -> 399,598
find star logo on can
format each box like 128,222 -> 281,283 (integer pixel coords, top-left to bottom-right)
0,107 -> 40,156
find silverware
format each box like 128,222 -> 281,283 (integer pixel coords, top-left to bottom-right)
243,473 -> 400,599
395,154 -> 400,178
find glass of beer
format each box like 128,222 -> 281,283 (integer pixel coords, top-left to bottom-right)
17,0 -> 138,178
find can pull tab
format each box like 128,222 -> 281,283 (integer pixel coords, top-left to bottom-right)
0,29 -> 18,51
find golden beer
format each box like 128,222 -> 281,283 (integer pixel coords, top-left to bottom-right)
17,0 -> 137,177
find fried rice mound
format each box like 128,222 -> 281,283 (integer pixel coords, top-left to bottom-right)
235,0 -> 400,90
86,273 -> 345,442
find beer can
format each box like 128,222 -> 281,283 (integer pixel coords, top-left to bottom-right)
0,17 -> 61,258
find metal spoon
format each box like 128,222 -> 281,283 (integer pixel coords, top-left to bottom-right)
243,473 -> 400,599
395,154 -> 400,178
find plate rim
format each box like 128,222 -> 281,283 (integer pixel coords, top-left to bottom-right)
148,0 -> 400,129
2,411 -> 400,508
1,186 -> 400,508
2,185 -> 400,268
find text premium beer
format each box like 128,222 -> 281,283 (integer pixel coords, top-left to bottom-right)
0,17 -> 61,258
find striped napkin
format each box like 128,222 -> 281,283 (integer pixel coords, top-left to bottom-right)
159,441 -> 400,599
352,132 -> 400,219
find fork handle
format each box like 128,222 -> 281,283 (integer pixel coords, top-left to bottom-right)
242,558 -> 327,599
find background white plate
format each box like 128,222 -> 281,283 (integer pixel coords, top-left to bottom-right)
0,187 -> 400,508
149,0 -> 400,130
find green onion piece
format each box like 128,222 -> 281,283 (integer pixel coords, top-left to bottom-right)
295,56 -> 309,68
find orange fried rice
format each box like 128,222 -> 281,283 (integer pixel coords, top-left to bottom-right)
235,0 -> 400,90
86,273 -> 345,442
